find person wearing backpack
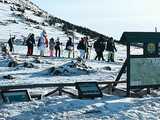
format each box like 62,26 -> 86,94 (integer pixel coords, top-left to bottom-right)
37,30 -> 48,57
65,37 -> 74,58
26,33 -> 35,56
94,36 -> 105,61
106,37 -> 117,62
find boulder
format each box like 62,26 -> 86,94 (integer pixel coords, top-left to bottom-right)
102,66 -> 112,71
8,60 -> 18,67
48,59 -> 95,76
23,62 -> 34,68
3,75 -> 15,79
33,57 -> 41,63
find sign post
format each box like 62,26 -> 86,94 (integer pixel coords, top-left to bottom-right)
120,32 -> 160,96
1,90 -> 31,103
75,82 -> 103,99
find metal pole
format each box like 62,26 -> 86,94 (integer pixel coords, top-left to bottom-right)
155,27 -> 158,32
72,32 -> 75,58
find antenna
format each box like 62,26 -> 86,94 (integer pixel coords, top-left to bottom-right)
155,27 -> 158,32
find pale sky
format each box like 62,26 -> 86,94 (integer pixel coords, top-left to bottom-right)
31,0 -> 160,39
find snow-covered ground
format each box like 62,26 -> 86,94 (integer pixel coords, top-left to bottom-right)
0,44 -> 126,85
1,40 -> 159,120
0,0 -> 159,120
1,95 -> 160,120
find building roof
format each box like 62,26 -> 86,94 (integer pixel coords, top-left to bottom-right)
120,32 -> 160,43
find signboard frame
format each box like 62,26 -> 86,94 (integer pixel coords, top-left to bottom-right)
129,56 -> 160,89
75,82 -> 103,99
120,32 -> 160,96
1,90 -> 31,103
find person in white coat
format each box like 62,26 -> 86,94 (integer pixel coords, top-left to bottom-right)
37,30 -> 48,57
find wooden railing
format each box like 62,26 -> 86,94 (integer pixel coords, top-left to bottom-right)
0,80 -> 126,97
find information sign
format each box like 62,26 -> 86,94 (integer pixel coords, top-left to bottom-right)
75,82 -> 103,99
2,90 -> 31,103
130,57 -> 160,88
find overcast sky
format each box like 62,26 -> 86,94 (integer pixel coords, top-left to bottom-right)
31,0 -> 160,39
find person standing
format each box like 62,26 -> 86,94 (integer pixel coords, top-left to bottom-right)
55,37 -> 61,57
106,37 -> 117,62
65,37 -> 74,58
8,35 -> 15,52
37,30 -> 48,57
84,37 -> 89,59
26,33 -> 35,56
49,37 -> 55,57
94,36 -> 105,61
77,37 -> 86,59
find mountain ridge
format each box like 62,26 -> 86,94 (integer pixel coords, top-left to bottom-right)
1,0 -> 111,41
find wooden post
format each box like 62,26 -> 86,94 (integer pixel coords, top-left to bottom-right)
113,59 -> 127,87
147,88 -> 150,94
108,83 -> 113,94
127,41 -> 131,97
58,86 -> 63,96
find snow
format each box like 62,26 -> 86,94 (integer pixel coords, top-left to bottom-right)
0,0 -> 159,120
1,95 -> 160,120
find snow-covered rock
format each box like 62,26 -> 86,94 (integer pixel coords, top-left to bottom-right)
48,59 -> 95,76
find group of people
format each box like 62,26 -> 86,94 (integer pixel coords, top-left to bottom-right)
5,30 -> 117,62
48,37 -> 62,57
26,30 -> 62,57
76,36 -> 117,62
77,37 -> 90,59
93,36 -> 117,62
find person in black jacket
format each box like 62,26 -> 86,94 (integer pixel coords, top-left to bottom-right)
8,35 -> 15,52
26,33 -> 35,56
55,37 -> 61,57
106,37 -> 117,62
66,37 -> 74,58
84,37 -> 89,59
77,37 -> 86,59
94,36 -> 105,61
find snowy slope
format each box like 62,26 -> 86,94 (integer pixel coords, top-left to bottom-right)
0,0 -> 69,44
0,0 -> 159,120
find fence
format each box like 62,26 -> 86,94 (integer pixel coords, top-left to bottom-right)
0,80 -> 126,98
